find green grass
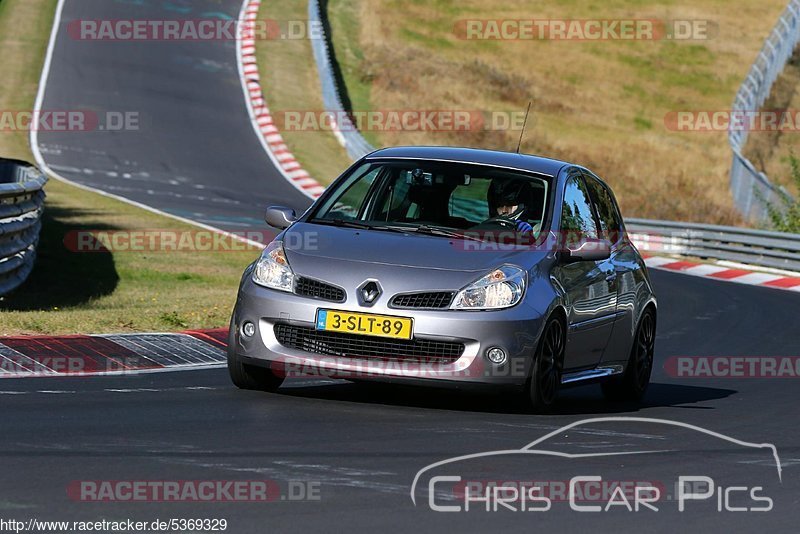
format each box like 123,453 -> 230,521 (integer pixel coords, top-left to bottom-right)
0,180 -> 258,335
399,27 -> 455,50
760,152 -> 800,233
0,0 -> 58,161
633,114 -> 653,130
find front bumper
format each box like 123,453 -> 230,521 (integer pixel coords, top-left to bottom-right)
229,277 -> 547,387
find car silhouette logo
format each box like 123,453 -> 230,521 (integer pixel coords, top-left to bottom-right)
359,281 -> 381,305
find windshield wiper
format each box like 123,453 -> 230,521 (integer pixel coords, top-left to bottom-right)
310,219 -> 484,242
309,218 -> 373,230
380,224 -> 485,242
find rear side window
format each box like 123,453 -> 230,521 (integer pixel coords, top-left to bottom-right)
584,175 -> 623,243
560,175 -> 599,240
449,178 -> 491,223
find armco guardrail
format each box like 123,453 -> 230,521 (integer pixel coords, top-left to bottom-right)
0,158 -> 47,296
626,218 -> 800,272
728,0 -> 799,221
308,0 -> 375,160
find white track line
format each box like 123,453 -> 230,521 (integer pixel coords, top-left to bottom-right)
0,363 -> 227,380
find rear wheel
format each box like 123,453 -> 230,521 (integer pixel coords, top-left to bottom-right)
228,350 -> 284,392
526,316 -> 565,413
602,308 -> 655,401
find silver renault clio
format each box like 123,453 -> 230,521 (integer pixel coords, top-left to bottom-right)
228,147 -> 656,411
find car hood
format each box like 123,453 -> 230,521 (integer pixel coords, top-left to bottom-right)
283,222 -> 547,274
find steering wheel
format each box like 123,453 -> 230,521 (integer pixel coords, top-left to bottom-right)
481,216 -> 517,229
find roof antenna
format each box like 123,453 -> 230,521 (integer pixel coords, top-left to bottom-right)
515,100 -> 532,154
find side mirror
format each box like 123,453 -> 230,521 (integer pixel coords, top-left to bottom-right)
560,238 -> 611,263
265,205 -> 297,229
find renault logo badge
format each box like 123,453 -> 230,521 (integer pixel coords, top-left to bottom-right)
359,280 -> 382,306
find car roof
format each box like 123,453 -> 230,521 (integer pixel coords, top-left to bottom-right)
364,146 -> 570,178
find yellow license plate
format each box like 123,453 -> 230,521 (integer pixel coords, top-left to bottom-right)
315,309 -> 413,340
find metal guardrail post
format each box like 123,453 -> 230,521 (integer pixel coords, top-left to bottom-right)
0,158 -> 48,296
728,0 -> 800,222
308,0 -> 376,160
626,218 -> 800,272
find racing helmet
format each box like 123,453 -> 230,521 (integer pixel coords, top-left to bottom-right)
487,178 -> 534,220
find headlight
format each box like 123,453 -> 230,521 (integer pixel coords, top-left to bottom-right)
252,240 -> 294,292
451,265 -> 526,310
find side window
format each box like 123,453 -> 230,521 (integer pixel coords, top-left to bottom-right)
584,175 -> 623,243
321,165 -> 380,219
560,175 -> 599,241
449,178 -> 490,223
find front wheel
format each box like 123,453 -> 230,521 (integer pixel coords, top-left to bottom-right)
601,309 -> 656,401
526,316 -> 565,413
228,350 -> 284,392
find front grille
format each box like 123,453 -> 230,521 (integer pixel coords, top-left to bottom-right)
274,324 -> 465,364
391,291 -> 455,309
294,276 -> 345,302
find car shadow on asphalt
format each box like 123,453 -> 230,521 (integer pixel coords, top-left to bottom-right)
276,381 -> 737,415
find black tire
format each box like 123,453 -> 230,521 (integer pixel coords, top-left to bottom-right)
526,316 -> 565,413
227,349 -> 284,392
601,308 -> 656,402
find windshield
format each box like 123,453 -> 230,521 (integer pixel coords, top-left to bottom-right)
309,160 -> 551,239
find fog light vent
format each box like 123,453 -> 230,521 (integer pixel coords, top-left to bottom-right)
242,321 -> 256,338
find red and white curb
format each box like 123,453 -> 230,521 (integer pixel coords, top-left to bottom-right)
237,0 -> 326,200
641,254 -> 800,292
2,256 -> 798,380
0,329 -> 228,378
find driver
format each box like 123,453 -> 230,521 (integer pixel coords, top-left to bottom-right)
487,178 -> 534,234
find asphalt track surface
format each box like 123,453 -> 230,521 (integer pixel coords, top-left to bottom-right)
15,0 -> 800,531
35,0 -> 311,234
